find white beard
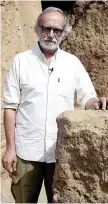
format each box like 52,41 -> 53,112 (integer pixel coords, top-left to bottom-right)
39,37 -> 62,52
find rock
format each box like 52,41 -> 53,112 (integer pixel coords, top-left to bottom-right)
53,110 -> 108,203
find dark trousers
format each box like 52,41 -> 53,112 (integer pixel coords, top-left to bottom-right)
11,156 -> 55,203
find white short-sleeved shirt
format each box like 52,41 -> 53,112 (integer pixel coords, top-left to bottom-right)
3,43 -> 97,162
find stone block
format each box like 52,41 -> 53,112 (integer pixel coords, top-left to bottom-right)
53,110 -> 108,203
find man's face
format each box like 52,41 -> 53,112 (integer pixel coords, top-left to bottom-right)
37,11 -> 64,52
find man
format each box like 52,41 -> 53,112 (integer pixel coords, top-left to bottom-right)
2,7 -> 108,203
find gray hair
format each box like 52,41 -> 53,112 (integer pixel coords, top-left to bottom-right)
34,7 -> 72,37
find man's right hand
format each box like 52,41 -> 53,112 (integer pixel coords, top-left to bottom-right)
2,149 -> 17,173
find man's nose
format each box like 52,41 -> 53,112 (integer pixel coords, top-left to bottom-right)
48,29 -> 55,38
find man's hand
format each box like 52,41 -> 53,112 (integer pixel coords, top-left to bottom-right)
85,97 -> 108,110
99,97 -> 108,110
2,148 -> 17,173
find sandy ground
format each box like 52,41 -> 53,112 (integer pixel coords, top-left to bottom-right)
38,184 -> 47,203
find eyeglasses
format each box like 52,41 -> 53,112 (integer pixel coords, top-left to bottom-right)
39,25 -> 63,37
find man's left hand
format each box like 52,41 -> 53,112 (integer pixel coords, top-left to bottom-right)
85,97 -> 108,110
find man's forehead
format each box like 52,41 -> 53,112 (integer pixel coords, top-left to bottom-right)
40,11 -> 64,23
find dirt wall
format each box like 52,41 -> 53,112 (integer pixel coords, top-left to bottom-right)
61,1 -> 108,97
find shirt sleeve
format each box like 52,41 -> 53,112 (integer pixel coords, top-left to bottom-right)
75,58 -> 98,108
2,56 -> 20,109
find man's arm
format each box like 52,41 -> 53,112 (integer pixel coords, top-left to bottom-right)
2,56 -> 20,173
2,109 -> 17,173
